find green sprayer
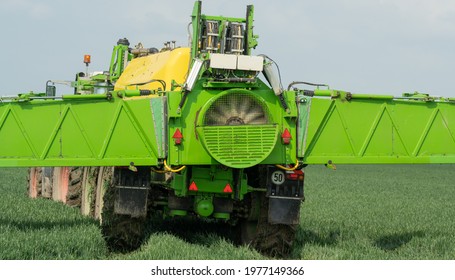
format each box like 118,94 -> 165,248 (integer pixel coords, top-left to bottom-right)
1,1 -> 454,257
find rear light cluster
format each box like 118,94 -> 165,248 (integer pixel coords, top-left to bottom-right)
172,128 -> 183,145
286,169 -> 304,181
281,128 -> 291,145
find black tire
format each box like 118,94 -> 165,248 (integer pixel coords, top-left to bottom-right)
86,166 -> 100,218
250,193 -> 297,258
66,167 -> 83,208
100,167 -> 149,252
237,166 -> 297,258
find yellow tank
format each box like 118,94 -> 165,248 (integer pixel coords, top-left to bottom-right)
114,47 -> 190,91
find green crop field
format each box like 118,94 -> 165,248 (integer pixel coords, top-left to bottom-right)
0,165 -> 454,260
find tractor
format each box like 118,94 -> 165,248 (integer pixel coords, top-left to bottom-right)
1,1 -> 454,258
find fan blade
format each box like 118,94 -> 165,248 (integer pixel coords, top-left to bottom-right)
204,94 -> 268,125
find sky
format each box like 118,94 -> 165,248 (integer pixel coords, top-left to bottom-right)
1,0 -> 454,97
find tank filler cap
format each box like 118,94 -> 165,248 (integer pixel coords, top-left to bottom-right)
117,38 -> 130,46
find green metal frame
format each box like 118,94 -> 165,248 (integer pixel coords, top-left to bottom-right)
1,87 -> 454,167
0,95 -> 160,167
109,41 -> 132,83
167,80 -> 297,168
298,90 -> 455,164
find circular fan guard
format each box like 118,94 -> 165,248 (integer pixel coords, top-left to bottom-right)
198,92 -> 277,168
203,93 -> 269,126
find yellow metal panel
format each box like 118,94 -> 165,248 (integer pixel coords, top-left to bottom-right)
114,47 -> 190,91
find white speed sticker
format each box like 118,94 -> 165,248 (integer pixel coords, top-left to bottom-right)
271,170 -> 285,185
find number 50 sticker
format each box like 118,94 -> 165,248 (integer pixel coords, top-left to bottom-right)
271,170 -> 285,185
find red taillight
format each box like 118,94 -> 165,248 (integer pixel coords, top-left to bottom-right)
281,128 -> 291,145
172,129 -> 183,145
286,170 -> 304,181
286,173 -> 299,180
189,181 -> 198,191
223,183 -> 233,193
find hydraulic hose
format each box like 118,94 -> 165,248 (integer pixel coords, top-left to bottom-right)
163,159 -> 186,173
275,161 -> 300,171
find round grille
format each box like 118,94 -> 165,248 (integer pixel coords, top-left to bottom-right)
204,93 -> 269,126
199,92 -> 278,168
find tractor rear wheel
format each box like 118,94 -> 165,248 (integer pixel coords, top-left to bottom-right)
237,166 -> 297,258
237,192 -> 297,258
28,167 -> 42,198
27,167 -> 54,199
250,193 -> 297,258
81,166 -> 100,218
100,167 -> 149,252
66,167 -> 84,208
